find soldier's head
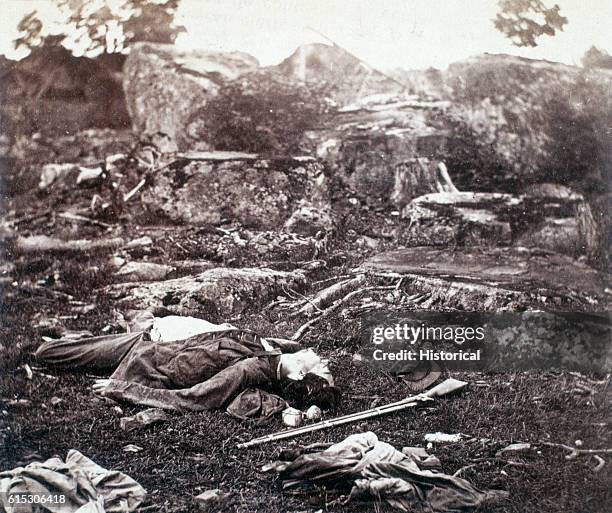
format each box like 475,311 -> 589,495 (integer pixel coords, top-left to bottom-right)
279,348 -> 333,385
279,349 -> 340,410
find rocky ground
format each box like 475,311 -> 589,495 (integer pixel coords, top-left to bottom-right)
1,128 -> 611,513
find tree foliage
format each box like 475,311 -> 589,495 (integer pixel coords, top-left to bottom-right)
494,0 -> 567,47
15,0 -> 185,55
193,71 -> 334,155
582,46 -> 612,70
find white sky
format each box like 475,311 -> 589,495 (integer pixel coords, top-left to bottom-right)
2,0 -> 611,69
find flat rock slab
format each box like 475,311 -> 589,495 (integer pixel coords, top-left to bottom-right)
362,247 -> 610,310
105,267 -> 305,318
141,157 -> 327,228
401,191 -> 583,251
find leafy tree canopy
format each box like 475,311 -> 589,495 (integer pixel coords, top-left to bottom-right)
582,46 -> 612,70
494,0 -> 567,47
15,0 -> 185,55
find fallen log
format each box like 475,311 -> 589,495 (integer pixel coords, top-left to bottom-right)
298,274 -> 366,316
12,235 -> 124,256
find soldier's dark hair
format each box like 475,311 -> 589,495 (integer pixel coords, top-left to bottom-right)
281,372 -> 341,410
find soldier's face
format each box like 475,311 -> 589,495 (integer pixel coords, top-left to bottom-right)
284,349 -> 334,385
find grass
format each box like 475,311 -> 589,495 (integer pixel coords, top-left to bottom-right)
1,146 -> 611,513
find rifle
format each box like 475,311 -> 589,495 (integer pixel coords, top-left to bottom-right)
237,378 -> 467,449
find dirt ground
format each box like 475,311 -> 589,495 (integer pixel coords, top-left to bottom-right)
1,134 -> 611,513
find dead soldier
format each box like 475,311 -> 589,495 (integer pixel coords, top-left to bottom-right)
35,312 -> 339,419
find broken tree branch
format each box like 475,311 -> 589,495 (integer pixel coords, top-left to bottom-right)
58,212 -> 113,229
13,235 -> 124,256
292,284 -> 396,340
298,274 -> 367,316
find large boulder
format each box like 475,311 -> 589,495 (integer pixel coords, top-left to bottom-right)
140,154 -> 328,228
361,247 -> 611,311
443,54 -> 612,188
400,190 -> 584,253
275,43 -> 405,104
104,267 -> 306,318
123,43 -> 258,150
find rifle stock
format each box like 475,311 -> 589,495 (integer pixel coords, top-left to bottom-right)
423,378 -> 468,398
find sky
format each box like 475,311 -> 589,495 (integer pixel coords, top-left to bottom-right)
2,0 -> 611,70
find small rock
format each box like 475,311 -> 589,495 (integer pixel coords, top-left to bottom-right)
39,163 -> 76,190
71,304 -> 96,314
109,256 -> 127,269
424,432 -> 463,443
284,203 -> 334,236
126,236 -> 153,249
194,489 -> 231,510
352,353 -> 365,366
49,397 -> 62,406
361,236 -> 380,250
115,261 -> 174,283
120,408 -> 168,432
496,443 -> 531,457
575,440 -> 583,447
123,444 -> 144,453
